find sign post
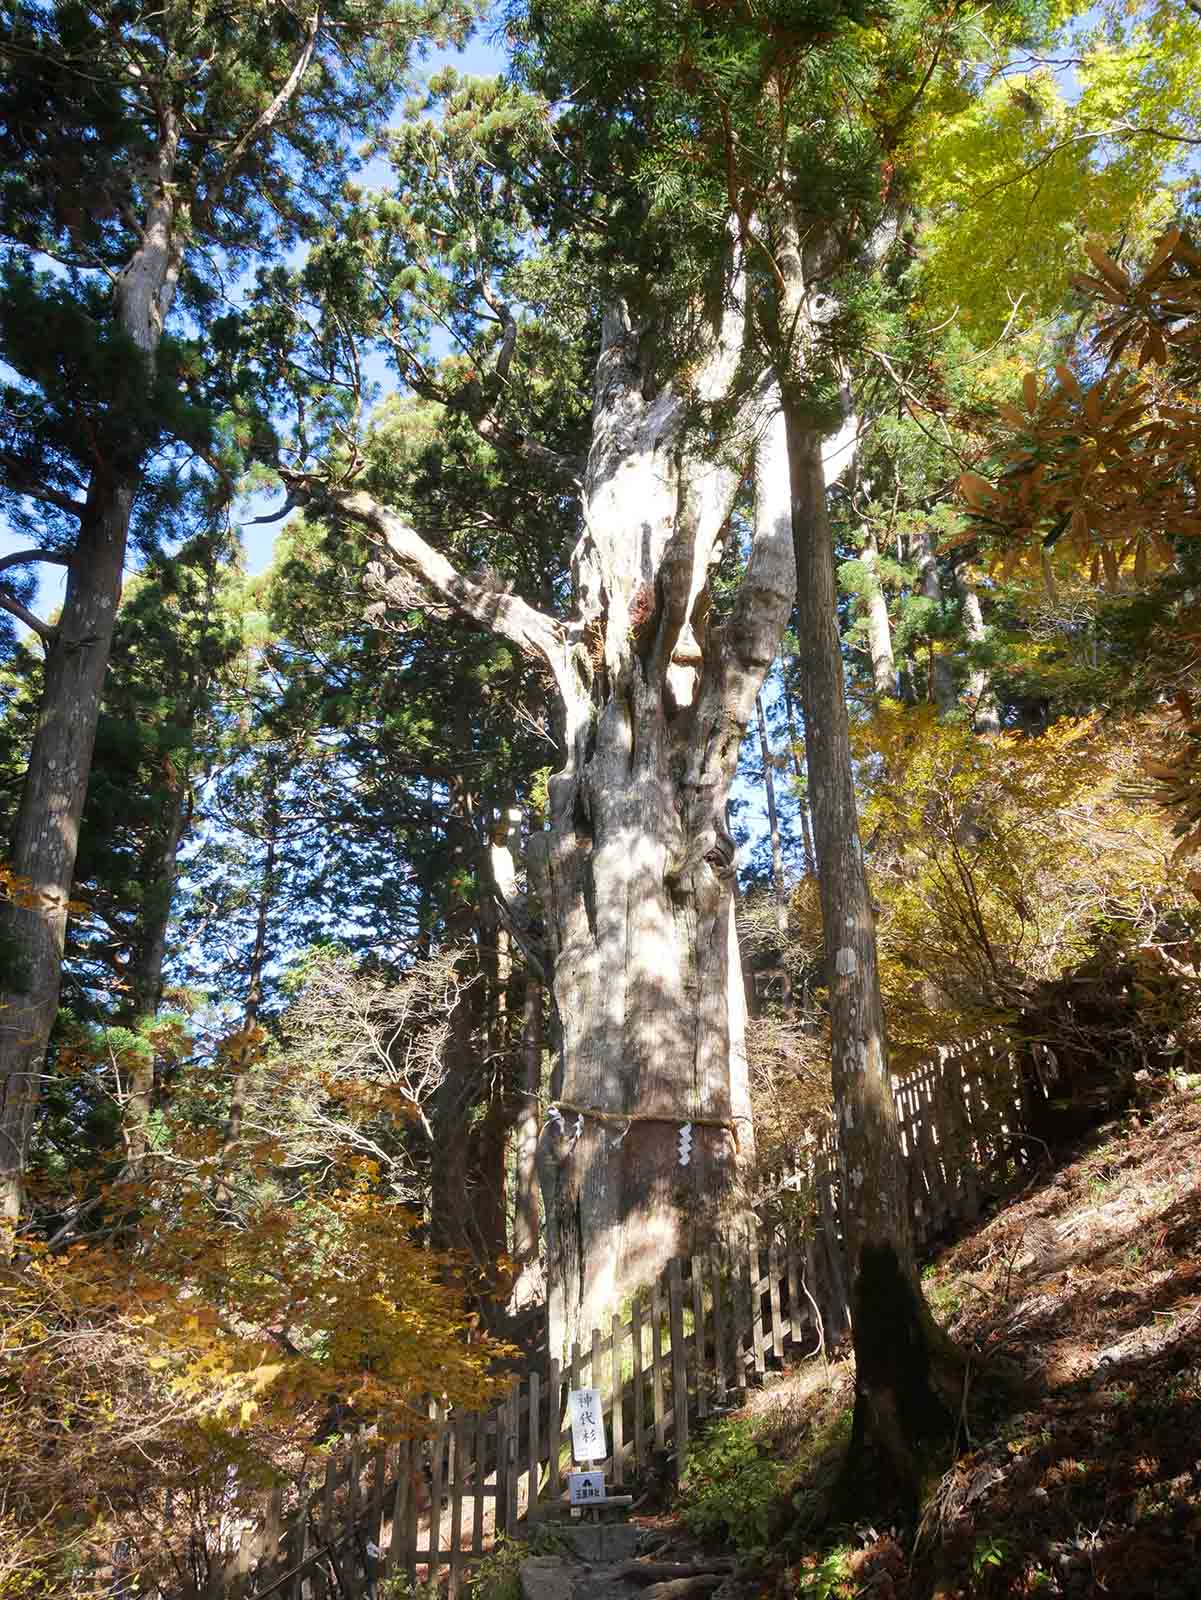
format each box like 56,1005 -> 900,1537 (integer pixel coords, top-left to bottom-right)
567,1388 -> 608,1515
567,1387 -> 607,1465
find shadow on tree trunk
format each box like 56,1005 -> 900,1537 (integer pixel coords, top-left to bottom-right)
834,1244 -> 967,1522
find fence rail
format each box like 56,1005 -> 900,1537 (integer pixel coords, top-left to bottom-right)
193,1034 -> 1027,1599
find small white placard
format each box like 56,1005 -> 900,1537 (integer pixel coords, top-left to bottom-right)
569,1470 -> 606,1506
567,1386 -> 607,1462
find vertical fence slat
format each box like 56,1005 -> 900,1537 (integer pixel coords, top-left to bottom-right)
610,1309 -> 625,1485
804,1233 -> 828,1353
345,1439 -> 362,1597
786,1238 -> 804,1346
232,1526 -> 256,1600
547,1359 -> 562,1511
651,1276 -> 666,1453
709,1245 -> 729,1397
527,1368 -> 541,1524
262,1485 -> 283,1585
284,1507 -> 306,1600
631,1293 -> 646,1469
402,1433 -> 421,1582
471,1412 -> 486,1558
368,1445 -> 386,1578
385,1441 -> 408,1580
747,1225 -> 765,1378
448,1410 -> 466,1598
690,1254 -> 709,1420
320,1457 -> 337,1591
494,1394 -> 509,1540
592,1324 -> 605,1468
430,1399 -> 447,1570
668,1258 -> 689,1483
506,1381 -> 521,1532
768,1240 -> 785,1362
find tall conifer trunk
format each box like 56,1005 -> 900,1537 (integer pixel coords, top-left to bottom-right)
0,133 -> 182,1223
788,414 -> 962,1507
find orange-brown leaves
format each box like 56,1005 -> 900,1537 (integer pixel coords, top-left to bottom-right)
958,228 -> 1201,594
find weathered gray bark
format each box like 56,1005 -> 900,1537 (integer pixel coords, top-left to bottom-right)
859,528 -> 897,701
955,568 -> 1000,734
755,691 -> 792,1011
915,529 -> 957,714
321,249 -> 794,1357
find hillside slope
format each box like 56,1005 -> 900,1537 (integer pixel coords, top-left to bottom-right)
638,1077 -> 1201,1600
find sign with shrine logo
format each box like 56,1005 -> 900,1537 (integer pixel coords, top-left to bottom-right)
568,1470 -> 606,1506
567,1386 -> 607,1463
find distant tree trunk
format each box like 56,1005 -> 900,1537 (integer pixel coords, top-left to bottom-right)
215,763 -> 279,1210
755,691 -> 793,1011
428,866 -> 482,1261
0,126 -> 183,1225
783,690 -> 817,877
471,882 -> 513,1272
120,781 -> 191,1173
330,246 -> 794,1358
788,415 -> 962,1511
915,529 -> 957,714
511,969 -> 543,1289
859,527 -> 897,701
955,568 -> 1000,734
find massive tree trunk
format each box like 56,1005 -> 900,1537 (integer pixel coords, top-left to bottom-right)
323,247 -> 794,1358
0,129 -> 183,1224
788,416 -> 962,1511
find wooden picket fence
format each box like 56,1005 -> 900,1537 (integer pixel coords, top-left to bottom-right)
190,1034 -> 1028,1600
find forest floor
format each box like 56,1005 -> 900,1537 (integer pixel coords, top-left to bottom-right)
596,1072 -> 1201,1600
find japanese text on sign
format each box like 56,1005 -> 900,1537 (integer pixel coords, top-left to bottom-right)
568,1471 -> 606,1506
567,1386 -> 607,1463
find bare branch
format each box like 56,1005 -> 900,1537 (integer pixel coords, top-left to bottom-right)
0,547 -> 71,575
210,8 -> 321,197
294,476 -> 570,673
0,455 -> 88,520
0,590 -> 56,644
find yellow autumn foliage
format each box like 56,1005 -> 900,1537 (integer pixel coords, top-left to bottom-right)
849,705 -> 1195,1067
0,1043 -> 514,1597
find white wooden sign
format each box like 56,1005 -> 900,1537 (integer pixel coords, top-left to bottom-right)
568,1470 -> 606,1506
567,1386 -> 607,1462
